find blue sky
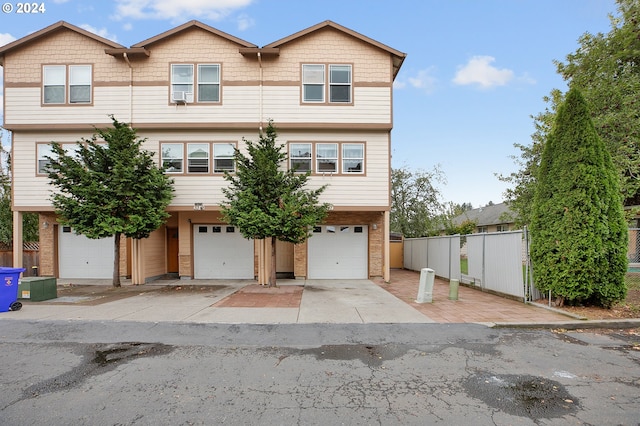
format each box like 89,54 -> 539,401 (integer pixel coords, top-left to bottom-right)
0,0 -> 618,207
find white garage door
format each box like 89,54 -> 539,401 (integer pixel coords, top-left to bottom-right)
308,225 -> 368,279
193,225 -> 254,279
58,226 -> 114,279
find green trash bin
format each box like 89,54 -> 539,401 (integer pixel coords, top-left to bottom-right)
0,267 -> 26,312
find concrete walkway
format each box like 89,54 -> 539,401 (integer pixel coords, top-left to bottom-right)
1,269 -> 630,326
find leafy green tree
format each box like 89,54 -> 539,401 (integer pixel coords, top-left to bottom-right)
46,117 -> 174,287
556,0 -> 640,205
502,0 -> 640,221
530,88 -> 627,308
390,166 -> 446,237
221,121 -> 331,288
0,129 -> 39,245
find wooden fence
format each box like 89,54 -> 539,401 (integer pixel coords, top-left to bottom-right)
0,243 -> 41,276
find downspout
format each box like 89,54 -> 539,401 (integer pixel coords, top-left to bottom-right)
123,52 -> 133,123
258,51 -> 263,132
123,52 -> 140,284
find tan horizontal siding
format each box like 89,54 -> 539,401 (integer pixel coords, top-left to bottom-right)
5,85 -> 391,127
11,129 -> 389,208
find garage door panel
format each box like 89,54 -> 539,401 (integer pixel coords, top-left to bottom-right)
308,225 -> 368,279
58,226 -> 114,279
193,225 -> 254,279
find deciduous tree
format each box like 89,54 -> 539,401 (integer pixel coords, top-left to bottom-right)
502,0 -> 640,221
390,166 -> 446,237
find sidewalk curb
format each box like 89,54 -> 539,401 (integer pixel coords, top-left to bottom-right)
490,318 -> 640,330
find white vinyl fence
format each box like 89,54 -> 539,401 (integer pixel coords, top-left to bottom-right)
404,230 -> 536,301
403,235 -> 461,280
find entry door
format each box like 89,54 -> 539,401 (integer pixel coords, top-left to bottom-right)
276,240 -> 294,278
166,227 -> 179,273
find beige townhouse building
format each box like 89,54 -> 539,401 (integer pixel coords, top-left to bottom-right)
0,20 -> 405,284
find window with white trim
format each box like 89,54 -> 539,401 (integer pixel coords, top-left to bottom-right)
161,143 -> 184,173
37,143 -> 81,174
302,64 -> 352,104
43,65 -> 66,104
302,64 -> 325,102
213,143 -> 235,173
343,143 -> 364,173
171,64 -> 194,102
329,65 -> 351,103
187,143 -> 209,173
289,142 -> 365,174
197,64 -> 220,102
37,144 -> 55,174
43,65 -> 92,105
69,65 -> 92,103
290,143 -> 312,172
316,143 -> 338,173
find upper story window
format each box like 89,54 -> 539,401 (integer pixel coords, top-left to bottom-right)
161,142 -> 236,175
43,65 -> 92,105
161,143 -> 184,174
290,143 -> 312,172
329,65 -> 352,103
302,64 -> 352,104
302,64 -> 324,103
37,143 -> 81,174
171,63 -> 221,104
316,143 -> 338,173
198,64 -> 220,102
171,64 -> 194,103
213,143 -> 235,173
289,142 -> 364,175
69,65 -> 92,103
187,143 -> 209,173
342,143 -> 364,173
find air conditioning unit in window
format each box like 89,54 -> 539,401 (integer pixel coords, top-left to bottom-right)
172,91 -> 192,104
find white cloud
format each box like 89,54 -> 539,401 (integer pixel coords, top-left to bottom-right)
0,33 -> 17,47
408,67 -> 438,94
453,56 -> 514,89
79,24 -> 118,42
236,14 -> 254,31
113,0 -> 253,22
395,67 -> 438,93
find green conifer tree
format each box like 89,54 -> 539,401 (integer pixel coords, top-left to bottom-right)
47,117 -> 174,287
530,88 -> 627,307
221,121 -> 331,287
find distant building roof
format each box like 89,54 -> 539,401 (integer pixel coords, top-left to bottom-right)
452,203 -> 516,227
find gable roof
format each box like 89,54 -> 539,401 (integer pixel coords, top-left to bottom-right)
452,203 -> 516,227
263,20 -> 406,80
131,20 -> 257,49
0,21 -> 124,65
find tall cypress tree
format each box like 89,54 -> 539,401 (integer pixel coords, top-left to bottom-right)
530,87 -> 627,307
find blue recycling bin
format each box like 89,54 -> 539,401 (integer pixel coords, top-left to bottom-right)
0,267 -> 26,312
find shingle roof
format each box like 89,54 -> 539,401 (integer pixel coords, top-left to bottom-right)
452,203 -> 516,227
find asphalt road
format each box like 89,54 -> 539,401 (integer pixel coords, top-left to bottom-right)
0,320 -> 638,425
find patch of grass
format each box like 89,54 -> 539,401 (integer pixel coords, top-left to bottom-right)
460,258 -> 468,275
